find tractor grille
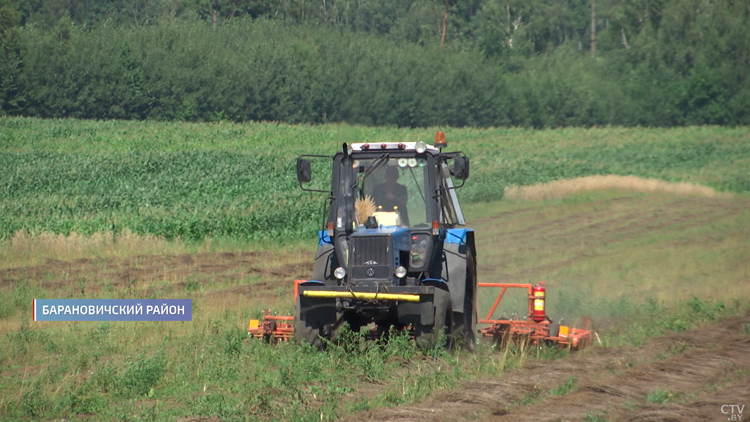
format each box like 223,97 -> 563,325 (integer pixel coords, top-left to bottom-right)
350,236 -> 389,267
351,265 -> 390,280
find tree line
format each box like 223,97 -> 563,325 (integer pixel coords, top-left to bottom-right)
0,0 -> 748,127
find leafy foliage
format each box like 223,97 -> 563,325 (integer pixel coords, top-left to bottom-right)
0,0 -> 748,127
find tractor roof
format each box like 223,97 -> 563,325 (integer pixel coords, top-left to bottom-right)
349,142 -> 440,153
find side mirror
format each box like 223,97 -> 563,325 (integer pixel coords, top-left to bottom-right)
451,157 -> 470,180
296,159 -> 312,183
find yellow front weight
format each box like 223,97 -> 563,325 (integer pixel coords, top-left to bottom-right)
302,290 -> 421,302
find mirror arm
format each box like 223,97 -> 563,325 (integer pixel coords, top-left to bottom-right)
437,178 -> 466,191
299,184 -> 332,194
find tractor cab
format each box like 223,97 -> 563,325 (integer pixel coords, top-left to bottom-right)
345,145 -> 466,230
294,133 -> 476,349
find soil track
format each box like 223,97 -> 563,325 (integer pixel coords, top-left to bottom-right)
352,313 -> 750,422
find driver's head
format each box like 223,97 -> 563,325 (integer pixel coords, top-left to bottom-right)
385,166 -> 400,183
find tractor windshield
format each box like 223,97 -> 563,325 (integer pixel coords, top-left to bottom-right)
351,157 -> 430,228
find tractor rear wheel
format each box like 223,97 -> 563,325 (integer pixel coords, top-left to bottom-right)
415,285 -> 453,351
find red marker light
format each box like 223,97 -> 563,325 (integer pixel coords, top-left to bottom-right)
362,143 -> 370,150
381,143 -> 387,150
398,143 -> 405,150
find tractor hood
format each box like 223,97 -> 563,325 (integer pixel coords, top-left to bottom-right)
346,227 -> 411,286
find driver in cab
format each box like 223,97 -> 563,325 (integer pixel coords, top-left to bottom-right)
373,166 -> 409,226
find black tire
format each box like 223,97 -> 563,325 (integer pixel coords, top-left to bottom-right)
415,285 -> 453,351
376,321 -> 392,340
549,322 -> 560,338
452,250 -> 478,351
328,312 -> 360,343
294,297 -> 325,349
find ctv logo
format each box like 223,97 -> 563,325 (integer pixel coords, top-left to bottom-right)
722,405 -> 745,421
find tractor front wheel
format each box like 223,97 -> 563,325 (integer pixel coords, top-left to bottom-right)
415,285 -> 453,351
294,298 -> 325,349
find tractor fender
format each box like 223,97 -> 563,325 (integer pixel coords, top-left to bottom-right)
442,228 -> 475,315
312,236 -> 339,286
297,281 -> 338,327
396,280 -> 446,326
307,236 -> 339,327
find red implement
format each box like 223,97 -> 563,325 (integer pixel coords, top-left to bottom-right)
248,280 -> 303,342
477,282 -> 593,350
248,309 -> 294,342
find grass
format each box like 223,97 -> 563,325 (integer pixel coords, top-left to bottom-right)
504,175 -> 730,201
646,390 -> 672,404
467,189 -> 750,329
518,387 -> 543,406
1,210 -> 744,421
584,411 -> 611,422
0,309 -> 525,421
0,227 -> 314,270
1,119 -> 749,420
550,376 -> 577,396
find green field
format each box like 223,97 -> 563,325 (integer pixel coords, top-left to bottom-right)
0,118 -> 748,421
2,117 -> 748,241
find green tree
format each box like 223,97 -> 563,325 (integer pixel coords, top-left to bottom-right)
0,0 -> 20,34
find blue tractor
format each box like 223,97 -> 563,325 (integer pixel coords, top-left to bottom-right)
294,133 -> 477,350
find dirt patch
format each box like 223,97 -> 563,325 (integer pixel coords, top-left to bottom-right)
350,313 -> 750,422
504,175 -> 730,201
0,250 -> 313,299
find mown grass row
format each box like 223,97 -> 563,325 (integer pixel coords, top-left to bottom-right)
2,118 -> 748,241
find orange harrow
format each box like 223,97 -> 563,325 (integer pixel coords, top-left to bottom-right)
247,309 -> 294,342
247,280 -> 305,342
478,282 -> 593,350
